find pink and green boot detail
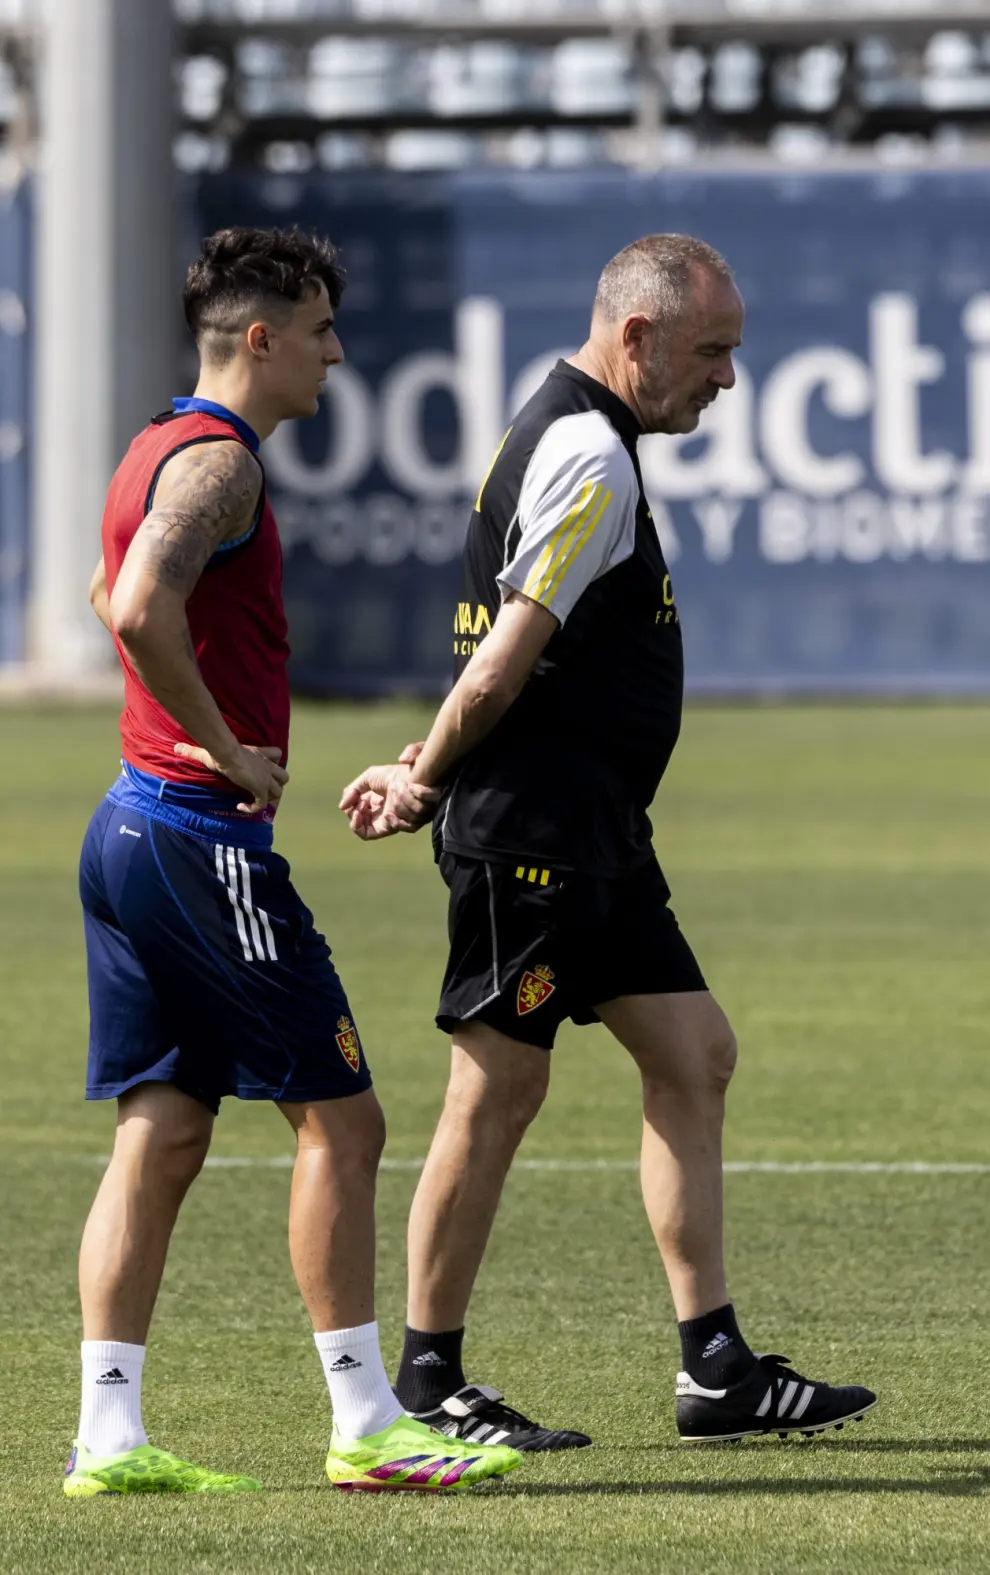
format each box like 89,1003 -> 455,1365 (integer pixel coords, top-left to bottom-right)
324,1415 -> 522,1492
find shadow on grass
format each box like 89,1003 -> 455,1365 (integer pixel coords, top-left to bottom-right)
610,1438 -> 990,1457
501,1471 -> 990,1499
811,1438 -> 990,1455
268,1464 -> 990,1501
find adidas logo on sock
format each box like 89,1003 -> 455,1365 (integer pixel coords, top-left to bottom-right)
412,1351 -> 446,1368
701,1333 -> 733,1360
96,1367 -> 128,1385
328,1353 -> 362,1372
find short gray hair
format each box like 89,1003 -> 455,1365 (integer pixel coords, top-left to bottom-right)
593,234 -> 733,328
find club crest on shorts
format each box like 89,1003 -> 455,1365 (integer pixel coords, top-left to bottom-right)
517,964 -> 555,1015
335,1016 -> 361,1072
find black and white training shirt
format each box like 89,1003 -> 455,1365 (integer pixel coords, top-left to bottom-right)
436,359 -> 684,878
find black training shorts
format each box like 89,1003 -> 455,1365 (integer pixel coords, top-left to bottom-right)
436,852 -> 707,1051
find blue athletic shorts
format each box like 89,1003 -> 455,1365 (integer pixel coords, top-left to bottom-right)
79,764 -> 372,1113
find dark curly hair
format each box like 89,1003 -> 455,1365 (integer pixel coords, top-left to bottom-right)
183,226 -> 346,365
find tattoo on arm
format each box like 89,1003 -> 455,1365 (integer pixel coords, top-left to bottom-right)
138,442 -> 262,599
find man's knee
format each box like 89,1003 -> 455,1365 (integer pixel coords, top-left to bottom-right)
498,1068 -> 548,1139
152,1126 -> 212,1188
351,1097 -> 387,1174
115,1090 -> 213,1189
448,1029 -> 550,1144
287,1091 -> 386,1181
705,1021 -> 738,1095
637,1005 -> 738,1103
449,1075 -> 547,1145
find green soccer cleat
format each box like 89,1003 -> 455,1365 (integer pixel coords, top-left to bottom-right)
63,1440 -> 263,1497
324,1414 -> 522,1493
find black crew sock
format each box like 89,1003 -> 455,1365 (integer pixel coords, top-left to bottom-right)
677,1303 -> 757,1390
395,1325 -> 466,1414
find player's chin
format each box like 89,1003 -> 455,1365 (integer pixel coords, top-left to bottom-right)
292,392 -> 322,418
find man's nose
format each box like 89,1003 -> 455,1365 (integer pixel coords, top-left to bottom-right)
711,354 -> 735,391
325,332 -> 344,366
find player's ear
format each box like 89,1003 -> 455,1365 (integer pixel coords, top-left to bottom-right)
246,321 -> 272,359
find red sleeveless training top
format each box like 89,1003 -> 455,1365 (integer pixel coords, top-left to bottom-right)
102,409 -> 291,795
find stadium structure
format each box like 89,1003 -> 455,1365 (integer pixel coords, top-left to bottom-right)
3,0 -> 990,692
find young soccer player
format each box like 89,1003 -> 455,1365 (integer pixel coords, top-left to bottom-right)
66,227 -> 520,1496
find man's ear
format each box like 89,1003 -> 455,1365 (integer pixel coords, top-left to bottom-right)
246,320 -> 271,358
621,313 -> 652,361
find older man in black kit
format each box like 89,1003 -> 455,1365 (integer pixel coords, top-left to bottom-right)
342,234 -> 878,1451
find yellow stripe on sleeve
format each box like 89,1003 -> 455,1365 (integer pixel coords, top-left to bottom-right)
522,481 -> 600,604
542,486 -> 612,608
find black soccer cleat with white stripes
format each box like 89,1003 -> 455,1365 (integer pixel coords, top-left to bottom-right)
676,1353 -> 877,1443
410,1384 -> 592,1453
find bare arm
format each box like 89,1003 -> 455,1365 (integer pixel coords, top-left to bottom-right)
413,591 -> 557,787
340,591 -> 556,836
109,440 -> 287,814
342,427 -> 636,838
89,556 -> 111,633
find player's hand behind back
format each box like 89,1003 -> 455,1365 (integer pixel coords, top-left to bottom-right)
173,741 -> 288,815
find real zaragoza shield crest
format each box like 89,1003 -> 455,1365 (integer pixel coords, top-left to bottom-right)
335,1015 -> 361,1072
516,964 -> 555,1015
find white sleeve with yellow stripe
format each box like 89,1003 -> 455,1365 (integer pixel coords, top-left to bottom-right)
496,410 -> 639,625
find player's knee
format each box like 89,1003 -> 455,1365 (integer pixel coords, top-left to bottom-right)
340,1096 -> 388,1181
284,1092 -> 386,1185
140,1124 -> 211,1189
115,1086 -> 213,1188
355,1098 -> 387,1173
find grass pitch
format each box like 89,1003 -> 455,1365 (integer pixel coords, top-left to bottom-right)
1,702 -> 988,1575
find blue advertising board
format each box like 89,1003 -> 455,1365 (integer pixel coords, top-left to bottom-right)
193,167 -> 990,694
0,179 -> 31,667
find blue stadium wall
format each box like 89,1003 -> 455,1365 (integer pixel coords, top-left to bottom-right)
199,168 -> 990,693
0,180 -> 31,666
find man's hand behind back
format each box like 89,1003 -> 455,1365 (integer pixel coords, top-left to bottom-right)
339,752 -> 438,840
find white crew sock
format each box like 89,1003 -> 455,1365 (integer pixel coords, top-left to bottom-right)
314,1321 -> 403,1443
77,1340 -> 149,1456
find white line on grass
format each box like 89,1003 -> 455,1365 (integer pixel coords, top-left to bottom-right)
139,1156 -> 990,1174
